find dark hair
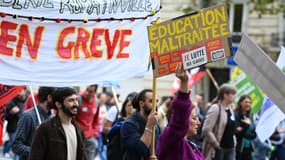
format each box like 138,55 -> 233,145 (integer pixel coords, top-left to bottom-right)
120,92 -> 138,117
88,84 -> 98,92
216,84 -> 236,102
132,89 -> 152,112
52,87 -> 77,108
236,95 -> 252,114
105,91 -> 113,97
97,92 -> 104,99
38,87 -> 56,103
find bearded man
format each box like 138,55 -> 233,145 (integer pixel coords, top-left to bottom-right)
12,87 -> 56,160
120,89 -> 160,160
30,87 -> 87,160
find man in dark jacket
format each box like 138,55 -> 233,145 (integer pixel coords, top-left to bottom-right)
30,87 -> 87,160
4,88 -> 26,158
12,87 -> 55,160
120,89 -> 160,160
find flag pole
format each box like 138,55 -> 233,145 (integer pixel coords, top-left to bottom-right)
206,68 -> 220,90
150,59 -> 157,160
29,86 -> 41,124
111,86 -> 120,108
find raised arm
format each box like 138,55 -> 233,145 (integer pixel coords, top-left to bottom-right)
157,64 -> 191,148
176,63 -> 189,93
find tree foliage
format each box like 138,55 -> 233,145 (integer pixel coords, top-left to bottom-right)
181,0 -> 285,18
248,0 -> 285,18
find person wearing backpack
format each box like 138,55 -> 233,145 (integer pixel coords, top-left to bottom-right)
106,92 -> 137,160
202,84 -> 237,160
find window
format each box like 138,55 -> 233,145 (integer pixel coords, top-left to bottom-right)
233,4 -> 243,32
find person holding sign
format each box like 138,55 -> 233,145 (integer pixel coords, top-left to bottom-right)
120,89 -> 160,160
157,63 -> 204,160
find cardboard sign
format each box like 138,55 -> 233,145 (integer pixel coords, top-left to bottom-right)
148,4 -> 231,77
230,70 -> 264,113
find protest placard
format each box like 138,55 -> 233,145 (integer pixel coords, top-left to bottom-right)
148,4 -> 231,77
234,34 -> 285,113
230,69 -> 264,113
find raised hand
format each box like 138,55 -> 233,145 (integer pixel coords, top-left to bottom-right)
175,63 -> 188,82
175,63 -> 189,93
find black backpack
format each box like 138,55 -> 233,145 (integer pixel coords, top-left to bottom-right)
107,116 -> 141,160
107,118 -> 125,160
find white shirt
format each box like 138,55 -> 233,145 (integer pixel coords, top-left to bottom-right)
105,105 -> 118,122
62,122 -> 77,160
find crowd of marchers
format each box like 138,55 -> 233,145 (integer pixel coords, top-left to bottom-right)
1,66 -> 285,160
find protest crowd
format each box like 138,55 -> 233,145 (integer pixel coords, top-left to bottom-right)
0,0 -> 285,160
0,62 -> 284,160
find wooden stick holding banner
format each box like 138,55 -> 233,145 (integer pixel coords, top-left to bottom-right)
206,68 -> 220,90
29,86 -> 41,124
111,87 -> 120,108
150,59 -> 157,160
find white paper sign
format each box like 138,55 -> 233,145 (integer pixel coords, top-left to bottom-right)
182,46 -> 208,70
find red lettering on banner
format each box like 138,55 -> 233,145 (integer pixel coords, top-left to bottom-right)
117,29 -> 132,59
74,28 -> 91,59
0,21 -> 17,56
0,21 -> 44,60
105,29 -> 120,60
90,28 -> 104,58
56,27 -> 75,59
57,27 -> 132,60
16,24 -> 44,60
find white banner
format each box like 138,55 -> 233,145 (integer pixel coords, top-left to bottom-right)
0,0 -> 160,19
0,0 -> 160,86
255,47 -> 285,142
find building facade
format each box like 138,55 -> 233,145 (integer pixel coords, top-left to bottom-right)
136,0 -> 284,105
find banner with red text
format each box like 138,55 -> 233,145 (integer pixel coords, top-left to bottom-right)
0,0 -> 160,86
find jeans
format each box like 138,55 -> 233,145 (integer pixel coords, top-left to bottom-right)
86,137 -> 97,160
3,132 -> 19,160
97,133 -> 107,160
3,132 -> 15,154
214,147 -> 236,160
